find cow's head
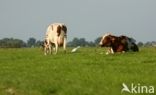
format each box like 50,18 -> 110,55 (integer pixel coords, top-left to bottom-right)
99,33 -> 114,47
41,39 -> 48,50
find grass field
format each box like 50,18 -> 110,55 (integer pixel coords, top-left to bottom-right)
0,47 -> 156,95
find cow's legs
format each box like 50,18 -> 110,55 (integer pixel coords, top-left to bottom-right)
54,43 -> 58,54
106,47 -> 114,55
63,37 -> 67,53
44,47 -> 47,55
54,37 -> 58,54
48,44 -> 52,54
110,48 -> 114,54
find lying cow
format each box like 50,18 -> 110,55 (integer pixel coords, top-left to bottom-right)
99,33 -> 139,54
43,23 -> 67,55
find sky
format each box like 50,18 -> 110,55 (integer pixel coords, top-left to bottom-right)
0,0 -> 156,43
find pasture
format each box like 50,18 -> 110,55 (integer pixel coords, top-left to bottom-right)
0,47 -> 156,95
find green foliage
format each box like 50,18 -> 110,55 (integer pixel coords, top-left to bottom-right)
0,38 -> 43,48
0,47 -> 156,95
0,38 -> 26,48
94,37 -> 101,45
27,37 -> 36,47
137,42 -> 144,47
67,37 -> 96,47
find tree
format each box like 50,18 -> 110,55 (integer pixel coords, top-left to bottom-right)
94,37 -> 101,46
79,38 -> 86,46
35,40 -> 43,47
0,38 -> 26,48
27,37 -> 36,47
137,42 -> 144,47
67,37 -> 88,47
72,38 -> 80,47
86,41 -> 95,47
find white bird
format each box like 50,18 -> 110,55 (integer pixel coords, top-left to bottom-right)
71,46 -> 80,53
121,83 -> 131,93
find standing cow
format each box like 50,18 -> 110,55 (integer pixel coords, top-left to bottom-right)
99,33 -> 139,54
43,23 -> 67,55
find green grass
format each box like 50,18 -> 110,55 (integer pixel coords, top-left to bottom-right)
0,47 -> 156,95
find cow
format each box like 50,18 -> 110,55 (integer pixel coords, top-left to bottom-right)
99,33 -> 139,54
43,23 -> 67,55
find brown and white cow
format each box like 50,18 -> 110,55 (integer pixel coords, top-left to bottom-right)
43,23 -> 67,55
99,33 -> 139,54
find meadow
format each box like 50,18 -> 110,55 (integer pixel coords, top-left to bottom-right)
0,47 -> 156,95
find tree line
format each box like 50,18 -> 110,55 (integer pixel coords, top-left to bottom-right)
0,38 -> 42,48
0,37 -> 155,48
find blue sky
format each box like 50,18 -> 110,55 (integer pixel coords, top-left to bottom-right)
0,0 -> 156,42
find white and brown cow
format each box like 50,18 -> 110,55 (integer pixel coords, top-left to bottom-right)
99,33 -> 139,54
43,23 -> 67,55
